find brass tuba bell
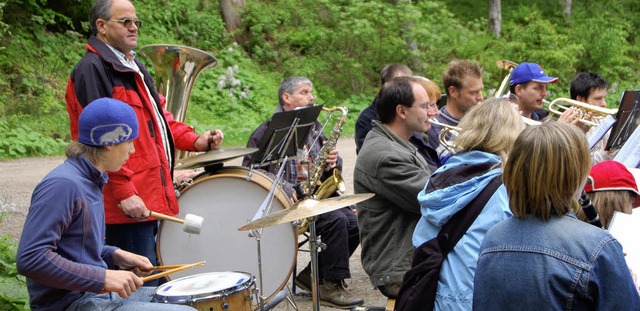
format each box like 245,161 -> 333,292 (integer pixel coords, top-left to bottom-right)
140,45 -> 217,160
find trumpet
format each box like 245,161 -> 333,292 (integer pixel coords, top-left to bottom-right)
548,98 -> 618,127
429,118 -> 461,153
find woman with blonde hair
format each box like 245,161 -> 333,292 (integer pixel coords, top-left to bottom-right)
474,122 -> 640,310
409,97 -> 525,310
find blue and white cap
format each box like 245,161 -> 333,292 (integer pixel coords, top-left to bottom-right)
78,98 -> 139,146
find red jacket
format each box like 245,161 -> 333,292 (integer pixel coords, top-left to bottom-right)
65,36 -> 200,224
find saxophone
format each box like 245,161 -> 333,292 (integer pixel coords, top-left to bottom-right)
297,106 -> 348,232
301,106 -> 348,199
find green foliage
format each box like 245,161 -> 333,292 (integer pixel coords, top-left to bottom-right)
135,0 -> 228,51
0,199 -> 29,310
1,0 -> 639,156
0,118 -> 67,159
0,235 -> 29,311
178,43 -> 283,146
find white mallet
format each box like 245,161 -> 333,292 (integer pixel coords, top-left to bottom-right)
149,211 -> 204,235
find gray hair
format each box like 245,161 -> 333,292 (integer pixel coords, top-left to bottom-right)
90,0 -> 113,35
278,77 -> 313,106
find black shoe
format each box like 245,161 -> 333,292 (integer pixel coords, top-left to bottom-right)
294,264 -> 312,292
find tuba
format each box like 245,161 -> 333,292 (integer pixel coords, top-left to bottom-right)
139,44 -> 217,160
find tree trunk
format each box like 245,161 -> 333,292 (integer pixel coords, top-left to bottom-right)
488,0 -> 501,38
564,0 -> 572,25
219,0 -> 245,43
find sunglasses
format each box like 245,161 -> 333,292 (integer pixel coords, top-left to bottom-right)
109,18 -> 142,29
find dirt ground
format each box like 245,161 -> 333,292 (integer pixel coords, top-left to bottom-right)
0,135 -> 389,310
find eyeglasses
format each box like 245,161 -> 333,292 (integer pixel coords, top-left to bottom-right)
109,18 -> 142,29
411,103 -> 438,111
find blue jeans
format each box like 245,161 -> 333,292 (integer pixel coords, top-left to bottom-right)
106,221 -> 159,286
65,287 -> 195,311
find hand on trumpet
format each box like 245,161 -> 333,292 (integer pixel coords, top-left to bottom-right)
557,107 -> 590,133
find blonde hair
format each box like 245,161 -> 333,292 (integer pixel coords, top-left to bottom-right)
505,122 -> 591,220
587,191 -> 635,229
412,76 -> 442,103
454,97 -> 525,160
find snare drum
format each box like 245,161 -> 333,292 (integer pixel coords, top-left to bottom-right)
153,271 -> 255,310
157,167 -> 297,303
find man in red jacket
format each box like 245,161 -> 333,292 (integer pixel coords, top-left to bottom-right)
65,0 -> 223,285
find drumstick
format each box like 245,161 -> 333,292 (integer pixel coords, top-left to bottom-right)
149,211 -> 204,235
149,211 -> 185,224
151,264 -> 187,270
141,261 -> 206,283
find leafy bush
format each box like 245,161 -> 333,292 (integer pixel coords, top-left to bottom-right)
1,0 -> 639,157
0,119 -> 67,159
0,235 -> 29,311
0,200 -> 29,310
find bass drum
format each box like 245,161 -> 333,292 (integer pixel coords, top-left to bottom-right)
157,166 -> 297,304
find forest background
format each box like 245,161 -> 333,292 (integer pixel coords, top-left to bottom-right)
0,0 -> 639,309
0,0 -> 639,159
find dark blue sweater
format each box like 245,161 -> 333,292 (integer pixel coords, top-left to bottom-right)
16,156 -> 118,310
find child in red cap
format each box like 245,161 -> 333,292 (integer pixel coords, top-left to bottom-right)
584,160 -> 640,229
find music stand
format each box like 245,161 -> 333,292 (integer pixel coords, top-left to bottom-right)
606,90 -> 640,151
250,105 -> 323,168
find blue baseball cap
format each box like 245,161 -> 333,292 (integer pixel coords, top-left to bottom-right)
78,98 -> 139,147
510,62 -> 558,86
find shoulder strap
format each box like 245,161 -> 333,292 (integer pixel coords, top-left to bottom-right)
437,174 -> 503,255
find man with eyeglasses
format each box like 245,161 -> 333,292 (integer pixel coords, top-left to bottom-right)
65,0 -> 224,287
354,76 -> 435,300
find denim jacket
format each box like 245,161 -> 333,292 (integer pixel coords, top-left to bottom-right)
473,214 -> 640,310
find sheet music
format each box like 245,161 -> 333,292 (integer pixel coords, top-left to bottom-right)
587,115 -> 616,150
608,210 -> 640,273
613,123 -> 640,168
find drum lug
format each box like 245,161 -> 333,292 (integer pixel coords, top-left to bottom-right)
222,297 -> 229,310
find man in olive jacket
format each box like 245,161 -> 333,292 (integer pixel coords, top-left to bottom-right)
354,76 -> 437,299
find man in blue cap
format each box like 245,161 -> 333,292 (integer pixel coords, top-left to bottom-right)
509,62 -> 558,120
16,98 -> 195,311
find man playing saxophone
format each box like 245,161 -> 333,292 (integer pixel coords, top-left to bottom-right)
65,0 -> 224,286
242,77 -> 363,309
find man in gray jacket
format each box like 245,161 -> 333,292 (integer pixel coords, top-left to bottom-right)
354,76 -> 437,299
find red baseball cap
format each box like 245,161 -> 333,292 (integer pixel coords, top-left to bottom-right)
584,160 -> 640,208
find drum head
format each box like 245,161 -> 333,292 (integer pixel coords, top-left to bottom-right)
158,167 -> 297,303
154,271 -> 253,303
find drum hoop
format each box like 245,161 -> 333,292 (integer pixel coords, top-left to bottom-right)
155,272 -> 255,304
157,166 -> 297,304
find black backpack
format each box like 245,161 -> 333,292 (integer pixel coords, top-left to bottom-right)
395,169 -> 502,311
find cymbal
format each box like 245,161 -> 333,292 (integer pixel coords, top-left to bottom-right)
175,147 -> 258,170
238,193 -> 375,231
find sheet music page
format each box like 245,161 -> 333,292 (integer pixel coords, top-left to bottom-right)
587,115 -> 616,150
613,123 -> 640,168
608,210 -> 640,273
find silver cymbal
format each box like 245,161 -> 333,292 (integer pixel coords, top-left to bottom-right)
238,193 -> 375,231
175,147 -> 258,170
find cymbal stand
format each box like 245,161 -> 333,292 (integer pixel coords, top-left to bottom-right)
307,216 -> 324,311
249,156 -> 288,311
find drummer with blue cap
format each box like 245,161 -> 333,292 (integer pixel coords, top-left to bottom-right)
509,62 -> 559,121
16,98 -> 195,311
